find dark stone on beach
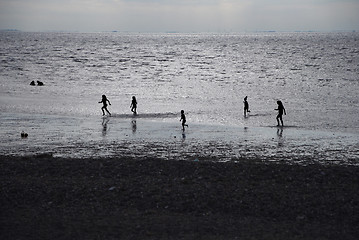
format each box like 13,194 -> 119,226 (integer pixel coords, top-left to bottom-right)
0,156 -> 358,239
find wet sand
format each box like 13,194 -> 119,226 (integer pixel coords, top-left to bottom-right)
1,112 -> 358,163
1,155 -> 358,239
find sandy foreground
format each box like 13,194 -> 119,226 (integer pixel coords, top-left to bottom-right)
1,155 -> 358,240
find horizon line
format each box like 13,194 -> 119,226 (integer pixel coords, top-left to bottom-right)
0,29 -> 357,34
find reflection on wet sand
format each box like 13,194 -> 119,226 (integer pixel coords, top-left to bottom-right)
182,132 -> 186,141
277,127 -> 283,137
102,118 -> 109,137
131,120 -> 137,134
277,127 -> 284,147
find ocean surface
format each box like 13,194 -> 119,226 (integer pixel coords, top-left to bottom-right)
0,32 -> 358,163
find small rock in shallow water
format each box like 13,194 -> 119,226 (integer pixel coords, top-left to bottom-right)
21,131 -> 28,138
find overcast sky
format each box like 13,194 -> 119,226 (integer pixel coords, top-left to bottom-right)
0,0 -> 358,32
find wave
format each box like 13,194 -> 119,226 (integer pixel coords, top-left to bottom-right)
246,113 -> 272,117
110,112 -> 178,119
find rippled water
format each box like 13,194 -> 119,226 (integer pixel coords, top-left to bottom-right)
0,32 -> 358,163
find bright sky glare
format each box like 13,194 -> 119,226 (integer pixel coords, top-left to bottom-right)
0,0 -> 358,32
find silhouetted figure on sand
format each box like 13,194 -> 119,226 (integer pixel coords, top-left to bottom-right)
99,95 -> 111,116
180,110 -> 188,131
244,96 -> 250,117
130,96 -> 137,114
275,100 -> 286,126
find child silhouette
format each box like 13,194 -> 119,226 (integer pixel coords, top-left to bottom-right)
99,95 -> 111,116
244,96 -> 250,117
180,110 -> 188,131
130,96 -> 137,114
275,100 -> 286,126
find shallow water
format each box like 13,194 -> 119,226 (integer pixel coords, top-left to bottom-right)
0,32 -> 358,163
1,112 -> 357,164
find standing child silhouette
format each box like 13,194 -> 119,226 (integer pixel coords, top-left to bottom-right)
99,95 -> 111,116
180,110 -> 188,131
130,96 -> 137,114
244,96 -> 250,117
275,100 -> 286,126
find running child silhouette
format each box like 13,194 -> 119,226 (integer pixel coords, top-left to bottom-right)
130,96 -> 137,114
180,110 -> 188,131
275,100 -> 286,126
99,95 -> 111,116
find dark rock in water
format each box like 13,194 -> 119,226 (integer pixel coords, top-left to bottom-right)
30,81 -> 35,86
37,81 -> 44,86
21,131 -> 28,138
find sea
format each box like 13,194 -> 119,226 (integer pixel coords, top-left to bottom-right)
0,31 -> 358,164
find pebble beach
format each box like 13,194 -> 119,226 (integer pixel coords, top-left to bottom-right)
1,155 -> 359,239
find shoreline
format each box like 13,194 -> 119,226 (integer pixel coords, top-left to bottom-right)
1,112 -> 358,164
1,155 -> 359,239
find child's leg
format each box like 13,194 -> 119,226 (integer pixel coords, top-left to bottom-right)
101,107 -> 105,115
280,116 -> 284,126
276,115 -> 280,126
